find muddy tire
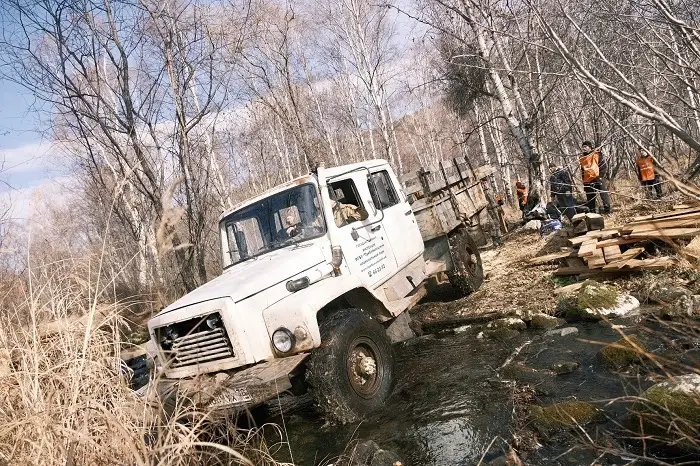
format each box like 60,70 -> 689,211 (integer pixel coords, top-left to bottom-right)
306,309 -> 395,424
447,227 -> 484,295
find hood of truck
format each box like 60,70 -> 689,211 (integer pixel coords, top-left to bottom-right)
155,244 -> 326,317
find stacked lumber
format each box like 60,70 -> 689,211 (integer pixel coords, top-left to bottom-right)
526,205 -> 700,278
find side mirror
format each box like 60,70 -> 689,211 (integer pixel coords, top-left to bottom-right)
366,175 -> 379,216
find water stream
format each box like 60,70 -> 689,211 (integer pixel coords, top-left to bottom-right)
256,312 -> 698,465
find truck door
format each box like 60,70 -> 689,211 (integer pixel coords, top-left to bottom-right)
327,174 -> 398,288
367,168 -> 425,268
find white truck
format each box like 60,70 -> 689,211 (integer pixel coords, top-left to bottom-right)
146,158 -> 496,423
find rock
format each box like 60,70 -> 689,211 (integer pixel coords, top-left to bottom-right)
524,220 -> 541,231
651,285 -> 691,304
557,281 -> 639,321
544,327 -> 579,338
483,328 -> 521,341
631,374 -> 700,451
487,317 -> 527,331
506,308 -> 532,322
529,313 -> 559,329
551,361 -> 580,375
370,450 -> 403,466
500,363 -> 554,388
342,440 -> 403,466
662,294 -> 700,320
598,335 -> 645,369
529,401 -> 601,435
347,440 -> 380,465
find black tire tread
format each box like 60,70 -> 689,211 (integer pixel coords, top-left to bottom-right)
447,228 -> 485,296
305,309 -> 394,424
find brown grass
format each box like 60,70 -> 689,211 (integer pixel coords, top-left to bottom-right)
0,257 -> 286,466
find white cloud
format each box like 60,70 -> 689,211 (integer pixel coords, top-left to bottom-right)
0,176 -> 71,224
0,139 -> 71,223
0,140 -> 61,177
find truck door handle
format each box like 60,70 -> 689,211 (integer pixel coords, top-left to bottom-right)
371,225 -> 381,232
405,210 -> 412,216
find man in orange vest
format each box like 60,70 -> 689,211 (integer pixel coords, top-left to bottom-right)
636,148 -> 662,199
515,180 -> 528,213
579,141 -> 612,215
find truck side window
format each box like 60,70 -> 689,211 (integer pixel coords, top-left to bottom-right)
369,170 -> 399,209
328,179 -> 368,227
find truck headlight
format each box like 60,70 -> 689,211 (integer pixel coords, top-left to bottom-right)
206,314 -> 221,329
272,328 -> 295,353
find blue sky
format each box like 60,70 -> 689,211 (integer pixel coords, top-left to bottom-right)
0,77 -> 62,222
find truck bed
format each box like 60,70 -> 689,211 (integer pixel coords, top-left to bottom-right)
402,158 -> 493,241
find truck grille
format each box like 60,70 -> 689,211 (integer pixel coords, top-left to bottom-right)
156,312 -> 234,369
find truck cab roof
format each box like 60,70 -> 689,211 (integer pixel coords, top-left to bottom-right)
218,159 -> 390,222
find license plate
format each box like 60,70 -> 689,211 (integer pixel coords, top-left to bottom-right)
209,386 -> 253,409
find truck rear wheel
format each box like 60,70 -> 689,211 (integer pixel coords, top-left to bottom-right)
305,309 -> 395,424
447,228 -> 484,295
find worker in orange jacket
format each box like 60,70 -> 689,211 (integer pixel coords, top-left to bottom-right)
636,148 -> 662,199
579,141 -> 612,215
515,180 -> 528,212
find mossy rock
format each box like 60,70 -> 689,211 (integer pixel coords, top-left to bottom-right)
577,280 -> 619,310
630,374 -> 700,452
530,313 -> 559,329
556,281 -> 637,322
551,361 -> 580,375
598,335 -> 645,369
483,328 -> 521,341
529,401 -> 601,435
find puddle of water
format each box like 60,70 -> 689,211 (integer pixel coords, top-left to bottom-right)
265,327 -> 520,465
258,312 -> 699,465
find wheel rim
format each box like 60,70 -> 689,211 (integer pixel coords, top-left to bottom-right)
346,337 -> 381,398
462,243 -> 481,278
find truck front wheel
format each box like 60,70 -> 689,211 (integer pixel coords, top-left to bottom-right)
305,309 -> 395,424
447,228 -> 484,295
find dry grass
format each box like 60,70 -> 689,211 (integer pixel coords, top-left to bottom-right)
0,258 -> 286,466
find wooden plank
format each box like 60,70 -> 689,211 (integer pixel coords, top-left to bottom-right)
602,247 -> 645,269
624,257 -> 675,270
673,204 -> 700,210
578,239 -> 598,258
631,206 -> 700,222
554,282 -> 584,295
596,237 -> 645,248
620,215 -> 700,234
528,250 -> 575,265
569,229 -> 620,246
577,270 -> 630,279
473,165 -> 496,180
588,248 -> 607,268
627,211 -> 700,227
553,266 -> 591,276
627,228 -> 700,239
602,245 -> 622,262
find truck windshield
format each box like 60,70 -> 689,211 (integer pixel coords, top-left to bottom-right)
221,183 -> 326,266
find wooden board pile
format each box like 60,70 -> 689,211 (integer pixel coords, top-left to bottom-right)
527,206 -> 700,278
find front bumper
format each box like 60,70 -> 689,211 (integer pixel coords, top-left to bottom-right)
149,353 -> 309,415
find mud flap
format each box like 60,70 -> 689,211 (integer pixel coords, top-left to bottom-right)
154,353 -> 310,415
